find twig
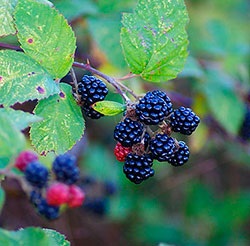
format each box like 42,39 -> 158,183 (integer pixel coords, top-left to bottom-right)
70,67 -> 79,92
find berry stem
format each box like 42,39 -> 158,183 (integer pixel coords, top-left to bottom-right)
115,80 -> 139,99
0,42 -> 23,51
73,62 -> 131,102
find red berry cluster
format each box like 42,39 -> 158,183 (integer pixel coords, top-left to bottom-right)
14,151 -> 85,220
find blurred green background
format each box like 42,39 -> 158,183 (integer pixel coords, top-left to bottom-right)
1,0 -> 250,245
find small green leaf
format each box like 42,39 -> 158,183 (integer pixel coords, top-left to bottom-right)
30,83 -> 85,155
0,0 -> 17,37
15,0 -> 76,79
202,69 -> 245,135
0,227 -> 70,246
0,108 -> 43,130
92,100 -> 126,116
0,50 -> 59,106
121,0 -> 189,82
0,112 -> 25,168
0,187 -> 5,212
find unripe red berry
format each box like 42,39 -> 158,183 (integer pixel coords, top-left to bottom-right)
14,150 -> 38,171
114,142 -> 132,162
46,182 -> 70,206
67,185 -> 85,208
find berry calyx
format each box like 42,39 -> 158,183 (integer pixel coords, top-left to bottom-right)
123,153 -> 154,184
168,141 -> 190,166
170,106 -> 200,135
52,154 -> 80,185
24,161 -> 49,188
149,133 -> 177,162
46,182 -> 70,206
114,117 -> 144,147
114,142 -> 132,162
67,185 -> 85,208
78,75 -> 108,105
14,150 -> 38,172
136,91 -> 170,125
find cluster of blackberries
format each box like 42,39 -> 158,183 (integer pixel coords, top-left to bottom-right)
114,90 -> 200,184
77,75 -> 109,119
14,151 -> 85,220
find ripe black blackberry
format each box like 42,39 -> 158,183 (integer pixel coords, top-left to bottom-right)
24,161 -> 49,188
114,117 -> 144,147
149,133 -> 177,162
239,106 -> 250,140
168,141 -> 190,166
136,91 -> 170,125
123,153 -> 154,184
78,75 -> 108,105
37,198 -> 60,220
82,104 -> 104,119
151,90 -> 173,115
52,154 -> 80,185
170,106 -> 200,135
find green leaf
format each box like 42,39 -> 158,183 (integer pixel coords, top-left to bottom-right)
0,112 -> 25,168
43,229 -> 70,246
0,187 -> 5,212
92,100 -> 126,116
202,69 -> 245,135
0,227 -> 70,246
120,0 -> 189,82
15,0 -> 76,79
53,0 -> 98,21
88,17 -> 127,69
0,50 -> 59,106
30,83 -> 85,155
0,108 -> 42,130
0,0 -> 17,37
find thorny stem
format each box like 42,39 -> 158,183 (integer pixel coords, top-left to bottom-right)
115,80 -> 138,99
70,67 -> 79,92
73,62 -> 131,102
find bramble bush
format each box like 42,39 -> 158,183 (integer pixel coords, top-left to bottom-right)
0,0 -> 250,245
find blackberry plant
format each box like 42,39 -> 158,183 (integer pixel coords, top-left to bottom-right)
0,0 -> 206,236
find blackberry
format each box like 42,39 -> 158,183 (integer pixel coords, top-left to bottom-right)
52,154 -> 80,185
30,190 -> 42,207
136,91 -> 170,125
24,161 -> 49,188
78,75 -> 108,105
83,197 -> 107,216
149,133 -> 177,162
170,106 -> 200,135
239,106 -> 250,140
37,198 -> 60,220
82,104 -> 104,119
168,141 -> 190,166
114,117 -> 144,147
151,90 -> 173,115
14,150 -> 38,172
123,153 -> 154,184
